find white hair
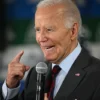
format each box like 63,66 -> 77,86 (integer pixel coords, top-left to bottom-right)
37,0 -> 82,37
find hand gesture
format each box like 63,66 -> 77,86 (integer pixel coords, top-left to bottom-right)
6,51 -> 30,88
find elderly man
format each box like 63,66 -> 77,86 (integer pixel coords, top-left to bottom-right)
1,0 -> 100,100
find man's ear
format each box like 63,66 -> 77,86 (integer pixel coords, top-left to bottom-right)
70,23 -> 78,40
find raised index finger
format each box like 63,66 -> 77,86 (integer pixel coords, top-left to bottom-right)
11,50 -> 24,63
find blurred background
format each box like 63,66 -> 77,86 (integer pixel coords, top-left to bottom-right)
0,0 -> 100,89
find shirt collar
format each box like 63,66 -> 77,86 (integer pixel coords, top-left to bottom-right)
52,43 -> 82,73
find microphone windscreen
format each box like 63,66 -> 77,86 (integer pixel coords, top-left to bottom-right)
36,62 -> 48,74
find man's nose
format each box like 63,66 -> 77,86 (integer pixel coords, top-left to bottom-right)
38,31 -> 48,42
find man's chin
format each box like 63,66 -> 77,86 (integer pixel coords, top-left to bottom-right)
45,57 -> 54,62
45,57 -> 58,64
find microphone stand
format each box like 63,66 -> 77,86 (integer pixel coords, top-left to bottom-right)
36,73 -> 45,100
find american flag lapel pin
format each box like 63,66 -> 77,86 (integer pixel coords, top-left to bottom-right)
75,73 -> 80,76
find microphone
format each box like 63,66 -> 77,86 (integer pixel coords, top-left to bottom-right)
36,62 -> 48,100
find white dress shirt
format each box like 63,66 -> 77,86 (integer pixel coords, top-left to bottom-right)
2,43 -> 81,99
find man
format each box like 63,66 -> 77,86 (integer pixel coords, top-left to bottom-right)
1,0 -> 100,100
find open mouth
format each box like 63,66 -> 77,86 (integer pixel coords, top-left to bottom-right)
46,46 -> 54,49
46,46 -> 55,50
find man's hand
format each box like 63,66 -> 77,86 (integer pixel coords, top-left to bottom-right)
6,51 -> 30,88
44,93 -> 48,100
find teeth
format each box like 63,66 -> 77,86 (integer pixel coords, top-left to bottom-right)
46,46 -> 53,49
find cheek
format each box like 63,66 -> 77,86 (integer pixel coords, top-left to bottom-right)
59,36 -> 71,50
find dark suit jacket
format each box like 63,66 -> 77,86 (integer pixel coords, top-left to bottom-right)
1,48 -> 100,100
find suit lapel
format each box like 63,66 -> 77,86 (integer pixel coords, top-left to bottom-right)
54,48 -> 91,100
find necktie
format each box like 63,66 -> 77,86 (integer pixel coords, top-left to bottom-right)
48,65 -> 61,100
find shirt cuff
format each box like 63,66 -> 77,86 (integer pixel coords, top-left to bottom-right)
2,81 -> 20,99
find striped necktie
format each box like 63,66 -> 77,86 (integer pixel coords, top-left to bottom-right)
47,65 -> 61,100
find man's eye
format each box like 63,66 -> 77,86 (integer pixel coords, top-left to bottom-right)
35,28 -> 40,32
47,29 -> 53,32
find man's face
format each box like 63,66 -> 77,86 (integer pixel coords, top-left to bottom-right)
35,4 -> 78,64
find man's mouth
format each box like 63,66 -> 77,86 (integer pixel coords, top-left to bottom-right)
46,46 -> 54,49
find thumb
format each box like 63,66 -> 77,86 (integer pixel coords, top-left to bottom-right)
25,66 -> 30,71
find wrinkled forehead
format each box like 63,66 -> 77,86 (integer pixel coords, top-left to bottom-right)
35,3 -> 66,19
